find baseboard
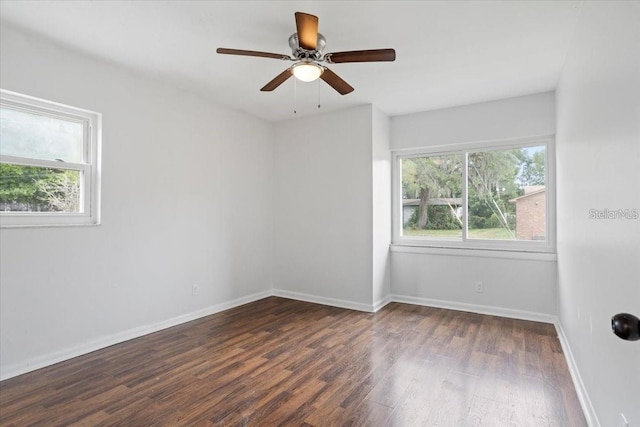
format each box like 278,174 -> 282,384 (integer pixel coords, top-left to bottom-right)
388,294 -> 596,425
390,294 -> 556,324
269,290 -> 556,322
0,290 -> 271,381
272,288 -> 375,313
1,283 -> 595,427
554,320 -> 600,427
373,294 -> 393,312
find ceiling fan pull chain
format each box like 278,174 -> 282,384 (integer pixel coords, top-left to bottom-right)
293,76 -> 297,114
318,79 -> 321,109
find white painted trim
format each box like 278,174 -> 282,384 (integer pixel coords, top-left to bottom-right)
1,285 -> 596,427
272,288 -> 375,313
390,244 -> 557,261
392,134 -> 556,156
373,294 -> 394,312
0,290 -> 556,380
554,320 -> 601,427
390,294 -> 556,323
391,135 -> 556,253
0,290 -> 271,381
0,89 -> 102,228
0,154 -> 87,171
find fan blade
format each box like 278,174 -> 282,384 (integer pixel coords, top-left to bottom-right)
260,69 -> 293,91
325,49 -> 396,63
295,12 -> 318,50
320,67 -> 354,95
217,48 -> 290,60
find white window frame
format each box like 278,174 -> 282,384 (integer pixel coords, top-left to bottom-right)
392,136 -> 556,253
0,89 -> 101,227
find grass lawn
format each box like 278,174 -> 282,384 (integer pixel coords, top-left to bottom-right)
403,227 -> 515,240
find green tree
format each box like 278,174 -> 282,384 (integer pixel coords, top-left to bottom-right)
36,172 -> 80,212
0,164 -> 79,212
518,149 -> 546,186
467,149 -> 520,236
402,155 -> 462,229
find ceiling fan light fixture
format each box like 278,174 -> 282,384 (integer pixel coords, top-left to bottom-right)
292,62 -> 323,82
217,12 -> 395,95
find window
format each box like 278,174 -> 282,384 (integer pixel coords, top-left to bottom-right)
0,90 -> 101,227
394,137 -> 554,252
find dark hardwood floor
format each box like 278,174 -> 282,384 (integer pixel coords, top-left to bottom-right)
0,297 -> 586,426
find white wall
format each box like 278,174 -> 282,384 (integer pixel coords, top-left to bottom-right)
392,92 -> 555,149
372,106 -> 391,308
390,93 -> 558,319
0,25 -> 274,379
556,2 -> 640,426
392,248 -> 557,318
272,105 -> 375,310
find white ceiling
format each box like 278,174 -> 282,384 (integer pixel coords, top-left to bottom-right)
0,1 -> 582,122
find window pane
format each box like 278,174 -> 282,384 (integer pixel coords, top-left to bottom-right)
0,163 -> 81,213
0,107 -> 84,163
467,146 -> 546,240
401,154 -> 463,239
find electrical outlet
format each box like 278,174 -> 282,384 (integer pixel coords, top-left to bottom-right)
475,281 -> 484,293
620,413 -> 628,427
192,284 -> 199,296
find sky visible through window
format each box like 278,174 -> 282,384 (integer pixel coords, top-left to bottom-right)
0,107 -> 83,163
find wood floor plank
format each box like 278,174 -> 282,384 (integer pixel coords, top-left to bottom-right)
424,371 -> 479,425
508,375 -> 550,426
0,297 -> 587,426
337,398 -> 394,427
468,394 -> 512,426
364,354 -> 427,408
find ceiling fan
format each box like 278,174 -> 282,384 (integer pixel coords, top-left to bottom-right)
217,12 -> 396,95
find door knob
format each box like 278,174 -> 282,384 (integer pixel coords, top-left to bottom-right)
611,313 -> 640,341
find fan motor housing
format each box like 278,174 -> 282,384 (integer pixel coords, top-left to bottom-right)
289,33 -> 326,60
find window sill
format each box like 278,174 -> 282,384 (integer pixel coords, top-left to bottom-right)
390,243 -> 557,261
0,214 -> 100,228
0,222 -> 101,229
